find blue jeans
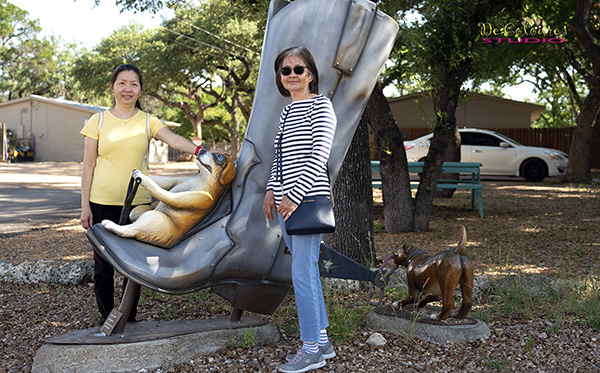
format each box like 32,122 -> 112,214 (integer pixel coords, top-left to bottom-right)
279,214 -> 329,342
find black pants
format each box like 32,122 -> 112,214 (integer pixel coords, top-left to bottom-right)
90,202 -> 140,321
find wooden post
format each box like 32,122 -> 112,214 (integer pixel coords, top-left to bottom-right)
1,123 -> 6,162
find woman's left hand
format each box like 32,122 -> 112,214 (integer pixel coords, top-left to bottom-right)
277,196 -> 298,222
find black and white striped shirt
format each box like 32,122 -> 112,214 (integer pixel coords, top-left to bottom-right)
267,95 -> 337,206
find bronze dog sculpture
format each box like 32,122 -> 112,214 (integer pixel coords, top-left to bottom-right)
393,225 -> 473,320
102,149 -> 236,248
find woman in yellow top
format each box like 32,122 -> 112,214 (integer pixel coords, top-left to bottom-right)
80,64 -> 207,322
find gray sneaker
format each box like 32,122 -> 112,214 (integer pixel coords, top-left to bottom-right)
286,341 -> 335,362
320,340 -> 336,359
279,349 -> 325,373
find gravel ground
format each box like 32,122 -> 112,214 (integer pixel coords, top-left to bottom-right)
1,163 -> 599,372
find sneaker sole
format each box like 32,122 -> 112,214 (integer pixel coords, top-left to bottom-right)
279,360 -> 326,373
322,350 -> 336,360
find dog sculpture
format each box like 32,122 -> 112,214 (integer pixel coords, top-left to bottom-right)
392,225 -> 473,320
102,149 -> 236,248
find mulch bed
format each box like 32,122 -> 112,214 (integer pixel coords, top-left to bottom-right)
1,172 -> 599,372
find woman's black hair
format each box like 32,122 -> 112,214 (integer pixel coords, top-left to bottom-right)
110,63 -> 144,110
274,46 -> 319,97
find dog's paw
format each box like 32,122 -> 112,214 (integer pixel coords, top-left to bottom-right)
102,219 -> 117,230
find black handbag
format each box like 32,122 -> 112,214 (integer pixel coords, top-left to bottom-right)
277,108 -> 335,236
285,195 -> 335,235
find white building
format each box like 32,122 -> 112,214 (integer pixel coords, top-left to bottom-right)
0,95 -> 175,162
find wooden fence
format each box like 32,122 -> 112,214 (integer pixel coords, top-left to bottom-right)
371,127 -> 599,169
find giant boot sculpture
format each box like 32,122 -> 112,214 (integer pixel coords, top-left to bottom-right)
86,0 -> 398,333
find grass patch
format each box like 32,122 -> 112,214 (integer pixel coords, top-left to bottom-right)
325,290 -> 371,344
226,327 -> 259,349
472,269 -> 600,333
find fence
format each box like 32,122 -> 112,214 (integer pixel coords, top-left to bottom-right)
372,127 -> 599,169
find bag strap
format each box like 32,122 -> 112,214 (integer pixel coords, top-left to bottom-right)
98,111 -> 104,131
308,98 -> 334,206
145,113 -> 151,171
276,109 -> 289,192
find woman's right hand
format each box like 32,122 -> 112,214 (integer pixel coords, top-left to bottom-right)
263,190 -> 276,221
80,204 -> 93,229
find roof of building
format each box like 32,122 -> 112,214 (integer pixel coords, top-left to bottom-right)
388,91 -> 545,124
388,91 -> 545,112
0,95 -> 180,127
0,94 -> 106,113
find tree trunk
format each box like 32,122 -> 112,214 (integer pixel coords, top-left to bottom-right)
367,83 -> 414,232
194,119 -> 202,142
562,89 -> 599,183
437,128 -> 461,198
413,73 -> 465,231
413,123 -> 455,231
563,0 -> 600,183
224,97 -> 241,160
324,113 -> 375,267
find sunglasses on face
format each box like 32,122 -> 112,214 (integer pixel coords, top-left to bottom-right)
280,66 -> 307,76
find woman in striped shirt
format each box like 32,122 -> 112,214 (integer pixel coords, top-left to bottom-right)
263,46 -> 337,373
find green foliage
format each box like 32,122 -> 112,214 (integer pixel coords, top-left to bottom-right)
0,1 -> 72,101
324,289 -> 371,344
379,0 -> 585,132
73,0 -> 262,152
383,0 -> 527,97
471,1 -> 587,128
484,356 -> 511,370
72,24 -> 154,102
226,327 -> 259,349
108,0 -> 183,13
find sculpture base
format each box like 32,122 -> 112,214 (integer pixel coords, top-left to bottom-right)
366,305 -> 490,343
32,316 -> 279,372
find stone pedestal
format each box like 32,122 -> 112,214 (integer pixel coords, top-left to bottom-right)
366,305 -> 490,343
32,316 -> 279,373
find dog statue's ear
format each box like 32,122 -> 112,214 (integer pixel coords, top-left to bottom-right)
393,243 -> 406,256
218,157 -> 237,186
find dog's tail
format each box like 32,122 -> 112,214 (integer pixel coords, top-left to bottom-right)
457,225 -> 467,256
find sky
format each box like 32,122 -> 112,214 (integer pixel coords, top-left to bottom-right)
9,0 -> 172,48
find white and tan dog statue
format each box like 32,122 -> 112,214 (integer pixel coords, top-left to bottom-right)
102,149 -> 236,248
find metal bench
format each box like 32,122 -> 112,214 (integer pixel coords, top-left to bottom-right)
371,161 -> 484,218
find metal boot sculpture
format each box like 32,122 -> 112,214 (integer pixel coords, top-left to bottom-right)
85,0 -> 399,335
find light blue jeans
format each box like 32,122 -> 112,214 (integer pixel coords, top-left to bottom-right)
278,213 -> 329,342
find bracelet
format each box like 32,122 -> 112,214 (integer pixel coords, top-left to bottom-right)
195,145 -> 203,156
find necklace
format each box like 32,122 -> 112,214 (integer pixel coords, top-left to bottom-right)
110,107 -> 137,125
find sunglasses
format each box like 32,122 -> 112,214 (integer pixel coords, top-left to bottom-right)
280,66 -> 308,76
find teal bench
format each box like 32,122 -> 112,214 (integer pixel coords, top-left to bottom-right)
371,161 -> 484,218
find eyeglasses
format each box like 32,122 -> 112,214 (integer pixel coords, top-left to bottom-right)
280,66 -> 307,76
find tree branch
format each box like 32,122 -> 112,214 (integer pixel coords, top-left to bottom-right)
571,0 -> 600,79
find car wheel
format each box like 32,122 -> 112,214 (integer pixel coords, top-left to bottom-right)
521,158 -> 548,182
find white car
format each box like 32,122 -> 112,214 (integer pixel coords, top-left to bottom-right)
404,128 -> 569,182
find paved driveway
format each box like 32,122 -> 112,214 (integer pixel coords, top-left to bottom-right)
0,162 -> 81,235
0,162 -> 197,235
